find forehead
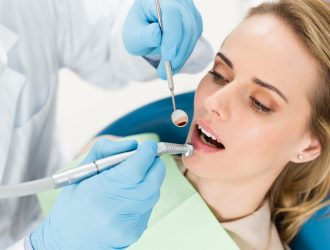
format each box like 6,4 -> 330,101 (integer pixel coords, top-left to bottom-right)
221,14 -> 319,106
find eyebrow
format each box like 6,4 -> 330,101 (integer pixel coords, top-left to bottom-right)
253,78 -> 289,103
217,52 -> 233,69
216,51 -> 289,104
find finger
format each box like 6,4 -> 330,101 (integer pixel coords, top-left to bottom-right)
106,140 -> 158,184
123,4 -> 161,56
121,191 -> 161,215
142,158 -> 166,193
81,139 -> 138,165
156,4 -> 185,79
181,0 -> 204,36
115,209 -> 153,248
168,8 -> 196,74
156,59 -> 167,80
123,22 -> 162,55
160,3 -> 183,61
118,158 -> 165,200
157,4 -> 203,77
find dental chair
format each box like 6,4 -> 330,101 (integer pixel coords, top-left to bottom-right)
98,91 -> 330,250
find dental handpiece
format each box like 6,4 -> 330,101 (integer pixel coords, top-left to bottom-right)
0,142 -> 194,199
53,142 -> 193,188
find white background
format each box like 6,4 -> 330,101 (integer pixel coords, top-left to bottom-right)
56,0 -> 262,153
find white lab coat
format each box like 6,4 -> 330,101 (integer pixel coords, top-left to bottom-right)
0,0 -> 213,249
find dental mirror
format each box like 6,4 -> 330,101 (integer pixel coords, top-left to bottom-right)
171,109 -> 188,127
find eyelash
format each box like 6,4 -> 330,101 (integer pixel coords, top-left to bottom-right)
208,70 -> 228,85
249,96 -> 272,114
208,70 -> 272,115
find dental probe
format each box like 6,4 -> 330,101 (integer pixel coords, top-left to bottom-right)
0,142 -> 193,199
155,0 -> 176,111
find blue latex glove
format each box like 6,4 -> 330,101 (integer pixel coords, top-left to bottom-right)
123,0 -> 203,79
30,139 -> 165,250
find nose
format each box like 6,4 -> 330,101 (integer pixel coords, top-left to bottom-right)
204,93 -> 226,121
203,82 -> 237,121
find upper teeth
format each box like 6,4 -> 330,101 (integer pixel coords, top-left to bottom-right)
198,125 -> 218,141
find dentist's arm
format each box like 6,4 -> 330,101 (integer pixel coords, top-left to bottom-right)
21,139 -> 165,250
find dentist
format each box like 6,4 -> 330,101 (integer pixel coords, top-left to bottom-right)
0,0 -> 212,249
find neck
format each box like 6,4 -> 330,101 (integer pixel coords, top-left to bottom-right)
185,169 -> 278,222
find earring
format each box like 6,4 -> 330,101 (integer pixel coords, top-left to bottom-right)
298,154 -> 303,160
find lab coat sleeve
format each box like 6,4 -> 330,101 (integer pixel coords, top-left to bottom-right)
53,0 -> 213,90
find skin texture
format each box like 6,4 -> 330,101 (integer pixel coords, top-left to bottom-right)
182,14 -> 322,221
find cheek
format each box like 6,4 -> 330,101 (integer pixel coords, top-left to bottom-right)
218,112 -> 281,159
194,79 -> 207,108
232,124 -> 299,173
235,125 -> 287,160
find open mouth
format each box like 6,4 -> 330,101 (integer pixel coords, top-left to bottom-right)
197,125 -> 225,149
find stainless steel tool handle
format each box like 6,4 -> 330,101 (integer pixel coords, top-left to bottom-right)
155,0 -> 175,92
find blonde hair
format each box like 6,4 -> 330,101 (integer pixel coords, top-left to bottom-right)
247,0 -> 330,244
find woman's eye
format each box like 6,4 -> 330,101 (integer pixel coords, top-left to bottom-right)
249,96 -> 272,114
208,70 -> 272,115
208,70 -> 229,85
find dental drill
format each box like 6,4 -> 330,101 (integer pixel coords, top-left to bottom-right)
0,142 -> 193,199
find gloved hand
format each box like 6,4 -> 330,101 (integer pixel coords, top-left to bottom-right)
30,139 -> 166,250
123,0 -> 203,79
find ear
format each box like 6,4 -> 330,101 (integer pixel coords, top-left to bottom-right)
290,135 -> 322,163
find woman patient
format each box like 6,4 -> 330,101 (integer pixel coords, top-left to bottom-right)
178,0 -> 330,248
84,0 -> 329,248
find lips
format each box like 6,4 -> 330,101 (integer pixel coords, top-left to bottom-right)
190,120 -> 226,153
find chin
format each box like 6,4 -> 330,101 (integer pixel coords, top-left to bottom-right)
181,154 -> 215,179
